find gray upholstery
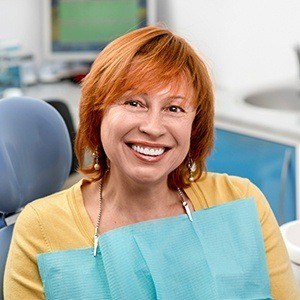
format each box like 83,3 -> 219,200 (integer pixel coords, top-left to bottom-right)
0,225 -> 14,300
0,97 -> 73,298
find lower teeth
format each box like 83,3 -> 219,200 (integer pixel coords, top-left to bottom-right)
136,151 -> 160,157
132,149 -> 163,157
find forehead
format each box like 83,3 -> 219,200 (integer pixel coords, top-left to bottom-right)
124,58 -> 193,92
124,74 -> 195,104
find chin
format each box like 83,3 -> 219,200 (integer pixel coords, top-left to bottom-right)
126,169 -> 169,186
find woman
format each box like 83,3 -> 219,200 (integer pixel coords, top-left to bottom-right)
4,26 -> 299,299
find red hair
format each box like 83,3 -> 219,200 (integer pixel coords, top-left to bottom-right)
75,25 -> 214,189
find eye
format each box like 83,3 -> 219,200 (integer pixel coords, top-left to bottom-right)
123,100 -> 146,110
166,105 -> 185,113
124,100 -> 142,107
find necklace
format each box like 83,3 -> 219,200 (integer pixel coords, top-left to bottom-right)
93,178 -> 194,256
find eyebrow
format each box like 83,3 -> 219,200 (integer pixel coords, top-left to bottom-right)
139,93 -> 187,100
167,96 -> 186,100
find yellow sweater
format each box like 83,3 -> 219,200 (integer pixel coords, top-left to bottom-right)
4,172 -> 300,299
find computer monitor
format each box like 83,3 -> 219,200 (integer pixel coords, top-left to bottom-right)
43,0 -> 157,62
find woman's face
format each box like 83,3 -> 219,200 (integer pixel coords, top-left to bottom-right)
100,77 -> 196,186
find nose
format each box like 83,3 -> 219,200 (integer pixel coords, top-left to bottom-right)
138,111 -> 166,138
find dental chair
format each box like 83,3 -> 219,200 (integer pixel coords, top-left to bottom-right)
46,100 -> 78,174
0,97 -> 72,299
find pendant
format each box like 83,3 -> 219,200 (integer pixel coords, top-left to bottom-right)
182,201 -> 193,221
93,228 -> 99,257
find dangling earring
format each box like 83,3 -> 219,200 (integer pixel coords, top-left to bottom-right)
92,150 -> 100,171
188,158 -> 197,182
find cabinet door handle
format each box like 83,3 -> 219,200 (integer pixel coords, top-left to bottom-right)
279,149 -> 292,224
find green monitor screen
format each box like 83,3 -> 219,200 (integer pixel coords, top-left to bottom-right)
43,0 -> 156,61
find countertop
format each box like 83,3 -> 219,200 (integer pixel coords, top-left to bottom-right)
215,82 -> 300,142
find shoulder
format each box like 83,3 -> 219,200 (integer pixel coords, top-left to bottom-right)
197,171 -> 250,199
16,186 -> 70,228
13,179 -> 86,251
185,172 -> 249,208
24,179 -> 84,219
14,179 -> 79,225
185,172 -> 269,217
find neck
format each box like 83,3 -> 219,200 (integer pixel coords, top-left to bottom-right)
102,170 -> 180,220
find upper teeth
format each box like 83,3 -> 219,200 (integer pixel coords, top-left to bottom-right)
132,145 -> 165,156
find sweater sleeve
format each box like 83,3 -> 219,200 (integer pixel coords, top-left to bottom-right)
3,204 -> 50,300
245,180 -> 300,299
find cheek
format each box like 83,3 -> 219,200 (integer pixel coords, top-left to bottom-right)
174,116 -> 194,146
100,109 -> 135,146
100,110 -> 121,147
179,119 -> 195,158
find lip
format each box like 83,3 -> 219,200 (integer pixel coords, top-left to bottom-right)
128,146 -> 168,163
125,142 -> 170,163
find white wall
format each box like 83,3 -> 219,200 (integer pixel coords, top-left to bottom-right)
157,0 -> 300,91
0,0 -> 43,65
1,0 -> 300,90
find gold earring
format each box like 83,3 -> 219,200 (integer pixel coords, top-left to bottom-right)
188,158 -> 197,182
92,151 -> 100,171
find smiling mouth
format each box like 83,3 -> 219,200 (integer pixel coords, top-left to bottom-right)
126,143 -> 170,157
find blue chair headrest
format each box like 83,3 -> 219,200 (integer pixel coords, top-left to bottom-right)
0,97 -> 72,214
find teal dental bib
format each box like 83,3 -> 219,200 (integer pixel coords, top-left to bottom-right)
37,198 -> 273,299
